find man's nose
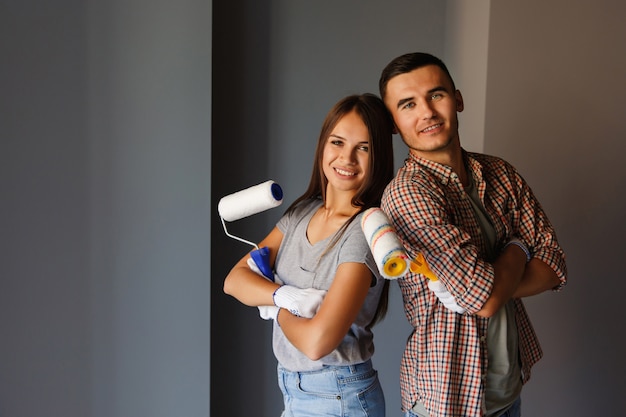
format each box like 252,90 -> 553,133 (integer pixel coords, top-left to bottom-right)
417,99 -> 436,119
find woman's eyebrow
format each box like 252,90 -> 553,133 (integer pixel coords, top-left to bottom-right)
329,133 -> 345,139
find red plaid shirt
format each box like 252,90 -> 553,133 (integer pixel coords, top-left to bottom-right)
381,150 -> 567,416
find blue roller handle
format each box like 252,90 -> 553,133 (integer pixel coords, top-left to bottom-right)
250,246 -> 273,281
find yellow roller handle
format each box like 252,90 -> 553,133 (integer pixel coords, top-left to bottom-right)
383,256 -> 408,278
410,252 -> 438,281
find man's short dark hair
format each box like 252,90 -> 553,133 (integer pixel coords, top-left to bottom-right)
379,52 -> 456,100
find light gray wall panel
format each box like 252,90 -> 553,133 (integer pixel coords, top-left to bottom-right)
485,1 -> 626,415
1,1 -> 212,416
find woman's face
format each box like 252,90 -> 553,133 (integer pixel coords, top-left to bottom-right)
322,110 -> 370,194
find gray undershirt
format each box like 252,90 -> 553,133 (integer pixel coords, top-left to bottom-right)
466,174 -> 522,417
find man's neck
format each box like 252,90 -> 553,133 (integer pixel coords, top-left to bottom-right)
410,142 -> 468,186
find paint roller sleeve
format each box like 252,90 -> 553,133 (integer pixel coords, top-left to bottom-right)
360,208 -> 410,279
218,180 -> 283,222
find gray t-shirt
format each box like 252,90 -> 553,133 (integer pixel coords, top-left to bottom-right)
466,174 -> 522,417
273,199 -> 385,371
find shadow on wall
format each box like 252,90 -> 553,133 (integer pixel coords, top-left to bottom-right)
211,1 -> 282,416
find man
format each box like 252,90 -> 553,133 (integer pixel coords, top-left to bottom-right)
379,52 -> 567,417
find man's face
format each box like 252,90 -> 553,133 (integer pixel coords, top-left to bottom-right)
383,65 -> 464,158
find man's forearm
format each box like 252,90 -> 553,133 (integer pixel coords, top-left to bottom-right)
512,258 -> 560,298
476,244 -> 527,317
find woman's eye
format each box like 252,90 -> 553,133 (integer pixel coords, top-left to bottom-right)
358,145 -> 369,152
330,139 -> 343,146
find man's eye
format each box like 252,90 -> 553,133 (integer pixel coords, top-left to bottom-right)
431,93 -> 442,100
402,102 -> 415,110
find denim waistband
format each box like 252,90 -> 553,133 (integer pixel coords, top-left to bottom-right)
279,359 -> 374,376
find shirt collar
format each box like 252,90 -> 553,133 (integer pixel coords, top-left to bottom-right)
406,149 -> 480,186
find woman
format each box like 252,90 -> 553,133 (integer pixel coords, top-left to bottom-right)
223,93 -> 394,416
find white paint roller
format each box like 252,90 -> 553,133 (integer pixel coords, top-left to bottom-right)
218,180 -> 284,280
361,207 -> 410,279
361,207 -> 438,280
218,180 -> 284,223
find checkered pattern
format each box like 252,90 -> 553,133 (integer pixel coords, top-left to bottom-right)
381,150 -> 567,416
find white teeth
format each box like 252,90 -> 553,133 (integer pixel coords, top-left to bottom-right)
335,168 -> 356,176
423,124 -> 441,133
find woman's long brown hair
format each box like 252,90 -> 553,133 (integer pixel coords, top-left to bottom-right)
286,93 -> 395,325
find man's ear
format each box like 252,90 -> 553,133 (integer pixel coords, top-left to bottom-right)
455,90 -> 464,112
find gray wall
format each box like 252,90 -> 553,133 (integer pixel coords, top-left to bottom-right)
3,0 -> 623,416
485,1 -> 626,415
1,1 -> 212,416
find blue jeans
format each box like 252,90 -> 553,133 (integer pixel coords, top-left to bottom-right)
499,397 -> 521,417
404,396 -> 521,417
278,359 -> 385,416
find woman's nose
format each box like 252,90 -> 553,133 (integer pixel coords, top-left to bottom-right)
340,147 -> 356,163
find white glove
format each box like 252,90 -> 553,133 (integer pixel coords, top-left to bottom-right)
247,257 -> 282,284
247,257 -> 281,320
273,285 -> 326,318
257,304 -> 279,321
427,279 -> 466,314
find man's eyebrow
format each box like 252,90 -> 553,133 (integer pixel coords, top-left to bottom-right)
428,86 -> 447,95
396,97 -> 414,109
